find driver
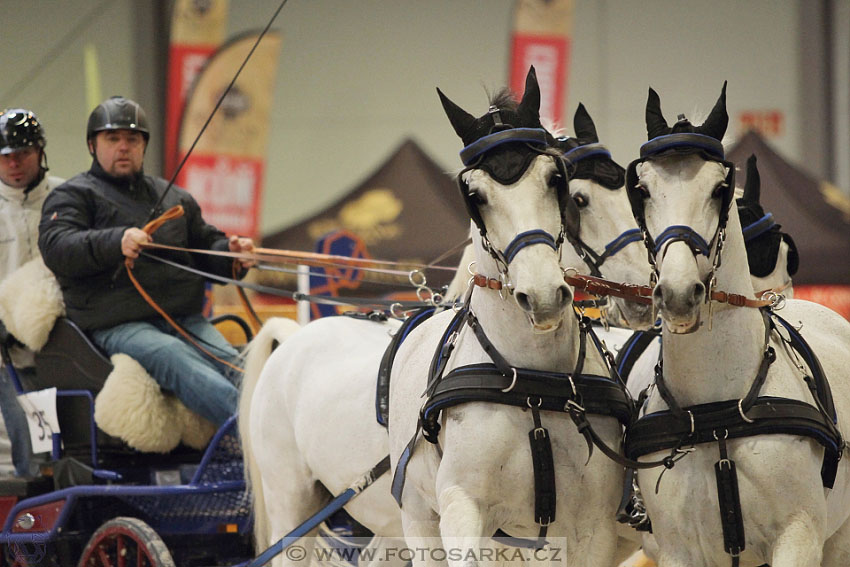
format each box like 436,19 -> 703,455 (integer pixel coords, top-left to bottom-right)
38,96 -> 254,427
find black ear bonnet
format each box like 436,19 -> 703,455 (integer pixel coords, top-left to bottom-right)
439,66 -> 574,240
626,83 -> 735,238
737,154 -> 799,277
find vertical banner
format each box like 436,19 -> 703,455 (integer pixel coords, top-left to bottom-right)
510,0 -> 574,125
165,0 -> 229,179
176,31 -> 282,240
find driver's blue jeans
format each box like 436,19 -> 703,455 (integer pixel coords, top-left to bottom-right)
91,314 -> 241,427
0,365 -> 35,477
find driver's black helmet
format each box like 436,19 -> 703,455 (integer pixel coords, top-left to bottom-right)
0,108 -> 46,155
86,96 -> 150,143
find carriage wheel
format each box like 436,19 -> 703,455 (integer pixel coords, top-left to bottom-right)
77,517 -> 175,567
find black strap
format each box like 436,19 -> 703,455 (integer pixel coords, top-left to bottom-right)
376,306 -> 437,427
714,433 -> 745,564
466,312 -> 513,376
614,329 -> 661,384
528,406 -> 555,542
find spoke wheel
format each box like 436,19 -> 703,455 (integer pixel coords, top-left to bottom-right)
77,517 -> 175,567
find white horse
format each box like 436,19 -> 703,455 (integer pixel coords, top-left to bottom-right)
239,69 -> 652,567
619,152 -> 801,406
386,70 -> 642,567
623,84 -> 850,567
614,152 -> 804,567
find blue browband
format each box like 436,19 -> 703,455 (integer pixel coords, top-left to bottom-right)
563,142 -> 612,164
459,128 -> 549,166
502,229 -> 559,263
742,213 -> 776,242
654,225 -> 711,257
640,133 -> 725,161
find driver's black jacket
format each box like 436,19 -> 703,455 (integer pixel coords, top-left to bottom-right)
38,160 -> 237,331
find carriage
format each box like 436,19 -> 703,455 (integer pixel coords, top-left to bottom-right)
0,314 -> 255,567
1,66 -> 843,567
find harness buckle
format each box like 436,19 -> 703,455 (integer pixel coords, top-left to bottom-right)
565,399 -> 585,414
533,427 -> 548,440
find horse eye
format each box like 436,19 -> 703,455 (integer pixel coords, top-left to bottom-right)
548,172 -> 564,189
572,193 -> 589,208
469,189 -> 487,206
711,182 -> 728,199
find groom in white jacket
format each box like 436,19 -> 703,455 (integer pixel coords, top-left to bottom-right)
0,108 -> 64,477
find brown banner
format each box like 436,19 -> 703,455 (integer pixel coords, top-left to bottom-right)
510,0 -> 573,125
165,0 -> 229,178
176,31 -> 282,240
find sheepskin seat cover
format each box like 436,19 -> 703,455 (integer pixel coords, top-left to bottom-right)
0,257 -> 218,452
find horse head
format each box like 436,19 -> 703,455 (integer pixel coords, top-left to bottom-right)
626,83 -> 750,333
438,66 -> 573,331
737,154 -> 798,298
553,103 -> 654,329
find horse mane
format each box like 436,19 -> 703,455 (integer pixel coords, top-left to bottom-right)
488,88 -> 518,111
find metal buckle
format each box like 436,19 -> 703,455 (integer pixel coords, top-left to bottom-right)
533,427 -> 548,440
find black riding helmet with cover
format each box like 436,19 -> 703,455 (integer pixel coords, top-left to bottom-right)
86,96 -> 150,154
0,108 -> 49,187
0,108 -> 46,155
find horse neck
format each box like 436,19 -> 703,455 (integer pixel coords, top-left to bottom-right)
661,207 -> 767,405
469,244 -> 580,371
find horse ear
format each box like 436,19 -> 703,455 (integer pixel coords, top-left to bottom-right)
743,154 -> 760,203
646,87 -> 669,140
437,88 -> 477,140
698,81 -> 729,141
517,66 -> 542,123
573,103 -> 599,143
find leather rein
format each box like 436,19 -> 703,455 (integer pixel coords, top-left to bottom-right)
472,271 -> 781,310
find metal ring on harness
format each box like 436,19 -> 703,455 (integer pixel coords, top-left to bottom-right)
501,368 -> 518,393
737,399 -> 755,424
409,270 -> 427,287
527,396 -> 542,408
390,302 -> 406,319
760,290 -> 786,310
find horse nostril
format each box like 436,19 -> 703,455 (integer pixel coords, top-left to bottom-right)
516,291 -> 533,313
691,282 -> 705,305
557,284 -> 571,308
653,284 -> 664,304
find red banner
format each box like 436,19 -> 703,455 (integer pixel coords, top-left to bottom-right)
510,0 -> 573,125
165,0 -> 229,179
795,285 -> 850,320
178,154 -> 265,237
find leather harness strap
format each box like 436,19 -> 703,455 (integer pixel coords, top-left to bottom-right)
125,205 -> 244,374
472,271 -> 777,309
